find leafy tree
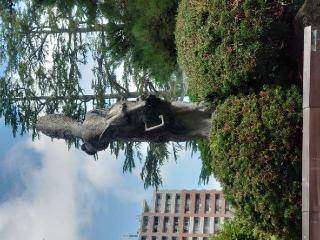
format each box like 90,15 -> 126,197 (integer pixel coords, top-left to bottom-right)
0,75 -> 143,138
0,0 -> 192,189
0,0 -> 186,137
97,0 -> 180,84
0,0 -> 115,135
0,0 -> 151,136
126,0 -> 179,83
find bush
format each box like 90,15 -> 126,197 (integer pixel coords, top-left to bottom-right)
208,86 -> 302,239
175,0 -> 302,101
210,217 -> 277,240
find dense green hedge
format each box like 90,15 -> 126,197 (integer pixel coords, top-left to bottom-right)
210,217 -> 277,240
207,86 -> 302,239
175,0 -> 302,101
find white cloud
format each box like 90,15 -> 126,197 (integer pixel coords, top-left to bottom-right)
0,136 -> 149,240
0,133 -> 221,240
0,138 -> 80,240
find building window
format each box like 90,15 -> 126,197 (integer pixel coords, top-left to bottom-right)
173,217 -> 179,233
152,237 -> 157,240
192,238 -> 198,240
215,194 -> 221,213
141,236 -> 146,240
163,216 -> 169,233
203,217 -> 210,234
214,217 -> 221,232
165,194 -> 171,213
225,200 -> 232,213
155,194 -> 162,213
162,237 -> 167,240
172,237 -> 178,240
185,194 -> 191,213
205,194 -> 211,213
143,200 -> 150,213
203,238 -> 208,240
174,194 -> 181,213
142,216 -> 148,232
182,237 -> 187,240
183,217 -> 190,233
193,217 -> 200,233
153,216 -> 159,232
195,194 -> 201,214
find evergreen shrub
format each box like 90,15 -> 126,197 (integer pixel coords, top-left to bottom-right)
175,0 -> 302,101
210,217 -> 277,240
207,86 -> 302,239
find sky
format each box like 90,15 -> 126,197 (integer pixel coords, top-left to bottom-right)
0,64 -> 221,240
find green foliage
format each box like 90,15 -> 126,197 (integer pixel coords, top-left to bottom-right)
175,0 -> 303,101
0,0 -> 188,191
32,0 -> 98,23
0,77 -> 37,137
141,142 -> 169,189
176,0 -> 304,237
207,86 -> 302,239
0,0 -> 15,13
198,138 -> 213,184
110,141 -> 194,189
0,0 -> 117,138
129,0 -> 179,83
99,0 -> 180,83
210,217 -> 277,240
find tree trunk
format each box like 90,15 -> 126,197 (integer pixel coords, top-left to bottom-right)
23,24 -> 111,35
10,92 -> 150,102
36,95 -> 213,155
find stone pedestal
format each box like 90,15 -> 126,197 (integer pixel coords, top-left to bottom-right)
303,26 -> 320,240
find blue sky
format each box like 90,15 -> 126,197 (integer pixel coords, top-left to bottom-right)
0,62 -> 221,239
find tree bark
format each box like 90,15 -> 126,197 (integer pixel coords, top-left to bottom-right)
36,95 -> 213,154
22,24 -> 111,35
9,92 -> 153,102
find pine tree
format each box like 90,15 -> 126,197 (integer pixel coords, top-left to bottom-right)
0,0 -> 194,189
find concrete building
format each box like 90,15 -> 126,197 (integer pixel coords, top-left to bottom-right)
139,189 -> 234,240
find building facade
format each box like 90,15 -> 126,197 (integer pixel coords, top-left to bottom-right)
139,189 -> 234,240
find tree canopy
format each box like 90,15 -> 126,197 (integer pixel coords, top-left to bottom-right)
0,0 -> 191,189
0,0 -> 185,137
